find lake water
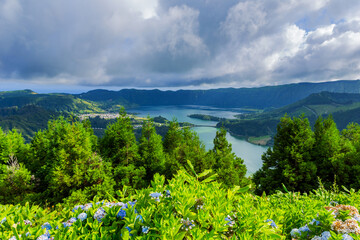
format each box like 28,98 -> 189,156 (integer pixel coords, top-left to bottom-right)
130,105 -> 268,175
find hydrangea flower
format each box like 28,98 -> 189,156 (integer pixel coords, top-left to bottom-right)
72,205 -> 84,212
290,228 -> 301,238
37,234 -> 51,240
309,218 -> 321,225
41,222 -> 52,230
26,232 -> 31,237
78,213 -> 87,221
181,218 -> 195,231
266,219 -> 277,228
342,234 -> 354,240
117,209 -> 126,219
94,207 -> 107,222
165,190 -> 171,198
68,217 -> 77,224
127,201 -> 137,208
142,226 -> 150,234
84,203 -> 93,211
9,236 -> 18,240
321,231 -> 331,240
225,215 -> 235,227
150,192 -> 162,202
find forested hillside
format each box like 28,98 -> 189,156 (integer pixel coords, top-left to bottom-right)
1,113 -> 360,239
78,80 -> 360,108
219,91 -> 360,145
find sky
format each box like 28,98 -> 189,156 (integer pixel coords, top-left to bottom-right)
1,0 -> 360,92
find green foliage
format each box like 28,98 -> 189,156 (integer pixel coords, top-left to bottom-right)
2,170 -> 360,239
210,128 -> 249,188
163,120 -> 210,179
139,118 -> 166,182
29,116 -> 114,204
254,115 -> 316,194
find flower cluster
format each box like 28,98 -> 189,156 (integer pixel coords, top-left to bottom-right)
310,231 -> 331,240
326,205 -> 360,235
266,219 -> 277,228
142,226 -> 150,234
94,207 -> 107,223
292,218 -> 322,239
165,190 -> 171,198
225,215 -> 235,227
150,192 -> 162,202
24,219 -> 32,226
181,218 -> 195,231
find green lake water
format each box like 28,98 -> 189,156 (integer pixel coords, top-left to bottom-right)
130,105 -> 268,175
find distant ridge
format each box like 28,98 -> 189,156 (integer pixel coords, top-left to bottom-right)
77,80 -> 360,109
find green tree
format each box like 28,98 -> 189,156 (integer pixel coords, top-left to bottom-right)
30,116 -> 114,203
312,116 -> 342,188
100,109 -> 146,189
210,128 -> 248,187
0,128 -> 33,204
163,121 -> 210,179
253,115 -> 316,194
139,118 -> 165,182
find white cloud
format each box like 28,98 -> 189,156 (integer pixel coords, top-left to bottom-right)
0,0 -> 360,89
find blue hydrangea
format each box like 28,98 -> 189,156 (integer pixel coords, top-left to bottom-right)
41,222 -> 52,230
84,203 -> 93,211
266,219 -> 277,228
77,213 -> 87,221
309,218 -> 320,225
37,234 -> 50,240
150,192 -> 162,202
290,228 -> 301,238
225,215 -> 235,227
321,231 -> 331,240
342,234 -> 354,240
26,232 -> 31,237
68,217 -> 77,224
299,225 -> 310,233
94,207 -> 107,222
62,222 -> 71,228
9,236 -> 17,240
72,205 -> 84,212
142,226 -> 150,234
165,190 -> 171,198
127,201 -> 137,208
1,217 -> 6,225
181,218 -> 195,231
117,209 -> 126,219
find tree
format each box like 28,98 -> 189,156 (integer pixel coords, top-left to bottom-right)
253,115 -> 316,194
311,116 -> 342,188
30,116 -> 114,203
99,109 -> 146,189
210,128 -> 248,187
100,108 -> 140,165
139,118 -> 165,182
0,128 -> 33,204
163,121 -> 210,179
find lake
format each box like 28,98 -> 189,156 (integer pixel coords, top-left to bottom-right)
130,105 -> 268,175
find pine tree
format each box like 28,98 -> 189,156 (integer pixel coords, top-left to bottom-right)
253,115 -> 316,194
139,118 -> 165,182
211,128 -> 248,187
30,116 -> 114,203
100,108 -> 145,189
312,116 -> 341,188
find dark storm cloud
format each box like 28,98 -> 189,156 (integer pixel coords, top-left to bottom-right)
0,0 -> 360,89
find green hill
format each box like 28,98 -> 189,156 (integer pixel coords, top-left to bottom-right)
219,91 -> 360,145
78,79 -> 360,109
